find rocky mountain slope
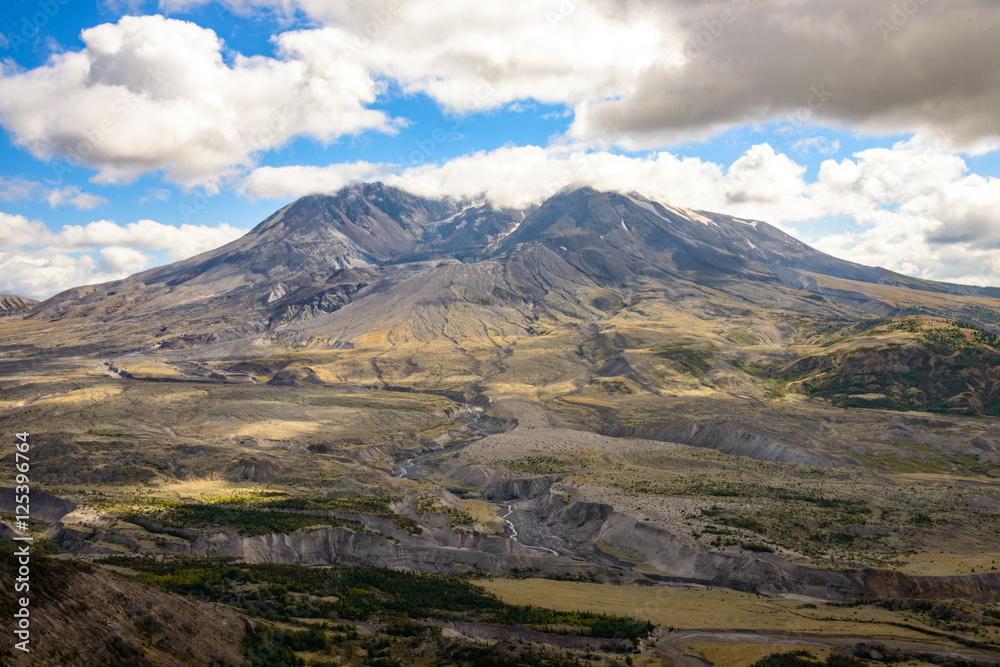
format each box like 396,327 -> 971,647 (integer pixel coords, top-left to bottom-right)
0,544 -> 246,665
23,184 -> 998,346
0,294 -> 37,316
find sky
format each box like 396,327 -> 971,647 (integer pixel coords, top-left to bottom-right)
0,0 -> 999,300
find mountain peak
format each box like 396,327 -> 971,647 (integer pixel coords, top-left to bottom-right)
27,185 -> 999,342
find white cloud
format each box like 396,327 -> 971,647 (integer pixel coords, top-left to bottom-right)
0,15 -> 396,191
0,211 -> 248,298
51,218 -> 249,260
137,188 -> 173,204
0,212 -> 48,247
47,187 -> 108,210
0,250 -> 119,301
158,0 -> 1000,151
792,137 -> 841,156
571,1 -> 1000,150
806,140 -> 1000,286
0,178 -> 40,203
98,245 -> 154,273
0,177 -> 107,210
242,162 -> 386,200
164,0 -> 673,114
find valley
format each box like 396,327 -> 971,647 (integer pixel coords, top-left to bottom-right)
3,185 -> 1000,665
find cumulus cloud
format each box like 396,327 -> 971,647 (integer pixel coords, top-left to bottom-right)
808,140 -> 1000,286
164,0 -> 673,114
158,0 -> 1000,151
0,15 -> 396,191
46,187 -> 108,210
98,246 -> 154,273
0,211 -> 248,298
0,177 -> 107,210
242,162 -> 386,200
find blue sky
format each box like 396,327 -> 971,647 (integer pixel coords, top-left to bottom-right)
1,0 -> 999,298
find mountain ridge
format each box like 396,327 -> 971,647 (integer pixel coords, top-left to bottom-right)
28,183 -> 999,328
9,184 -> 1000,384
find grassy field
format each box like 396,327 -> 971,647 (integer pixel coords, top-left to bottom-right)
476,579 -> 949,639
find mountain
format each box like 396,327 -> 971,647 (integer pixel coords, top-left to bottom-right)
6,185 -> 1000,664
0,294 -> 37,316
8,183 -> 1000,414
497,187 -> 990,294
25,184 -> 998,341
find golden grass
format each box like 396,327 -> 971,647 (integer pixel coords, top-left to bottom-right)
475,578 -> 950,642
808,273 -> 1000,311
462,499 -> 504,529
558,396 -> 618,409
897,551 -> 1000,577
688,643 -> 830,667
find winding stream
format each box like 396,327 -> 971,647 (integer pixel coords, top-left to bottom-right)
396,402 -> 567,557
502,504 -> 559,555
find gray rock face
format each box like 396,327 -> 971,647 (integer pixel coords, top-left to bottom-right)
604,420 -> 840,466
482,477 -> 556,501
532,491 -> 1000,603
971,436 -> 999,451
229,458 -> 281,482
0,487 -> 76,522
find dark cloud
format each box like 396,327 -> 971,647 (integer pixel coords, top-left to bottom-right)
576,0 -> 1000,150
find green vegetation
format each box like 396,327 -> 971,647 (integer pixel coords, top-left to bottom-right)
413,495 -> 476,528
204,492 -> 422,534
243,626 -> 331,667
690,486 -> 877,557
652,344 -> 712,375
750,652 -> 865,667
592,292 -> 624,312
112,492 -> 427,537
728,357 -> 781,379
119,499 -> 366,537
505,456 -> 574,475
589,378 -> 634,394
777,319 -> 1000,415
96,556 -> 653,642
727,328 -> 760,346
0,540 -> 92,618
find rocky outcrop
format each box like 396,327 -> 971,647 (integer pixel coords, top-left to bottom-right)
604,420 -> 840,467
859,569 -> 1000,604
529,491 -> 1000,603
47,512 -> 608,580
483,477 -> 556,501
0,487 -> 76,522
229,457 -> 281,482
